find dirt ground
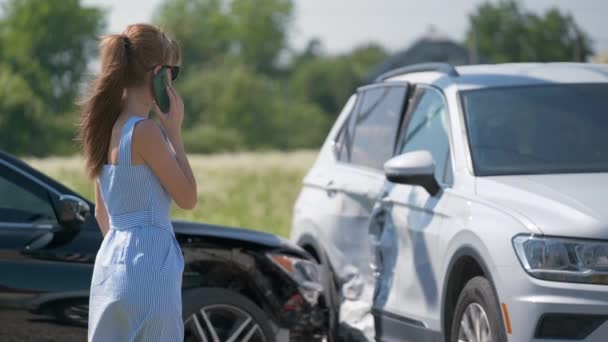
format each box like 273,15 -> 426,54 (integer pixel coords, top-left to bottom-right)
0,310 -> 87,342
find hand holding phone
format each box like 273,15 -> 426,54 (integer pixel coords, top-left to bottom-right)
152,67 -> 171,113
152,68 -> 184,142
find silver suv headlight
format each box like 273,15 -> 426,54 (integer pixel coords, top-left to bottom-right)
513,235 -> 608,285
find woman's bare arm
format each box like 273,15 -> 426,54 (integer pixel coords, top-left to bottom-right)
133,120 -> 197,209
165,131 -> 197,200
94,181 -> 110,236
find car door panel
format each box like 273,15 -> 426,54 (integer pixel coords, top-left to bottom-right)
378,184 -> 447,329
294,85 -> 409,339
372,86 -> 453,332
323,85 -> 408,339
330,85 -> 408,273
0,162 -> 96,341
328,164 -> 384,274
292,95 -> 360,253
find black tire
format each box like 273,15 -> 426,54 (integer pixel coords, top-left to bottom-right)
450,276 -> 507,342
182,288 -> 276,342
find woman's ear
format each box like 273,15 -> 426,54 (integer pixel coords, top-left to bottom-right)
152,65 -> 162,75
165,68 -> 172,86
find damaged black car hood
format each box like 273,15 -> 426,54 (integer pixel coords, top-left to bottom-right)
172,220 -> 307,256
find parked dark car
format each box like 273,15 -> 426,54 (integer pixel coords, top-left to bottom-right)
0,151 -> 328,342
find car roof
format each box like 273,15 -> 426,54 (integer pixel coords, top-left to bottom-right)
383,63 -> 608,91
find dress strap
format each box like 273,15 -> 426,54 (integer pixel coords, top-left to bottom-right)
118,116 -> 145,165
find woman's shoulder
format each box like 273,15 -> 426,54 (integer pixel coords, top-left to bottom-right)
132,118 -> 162,139
131,119 -> 166,151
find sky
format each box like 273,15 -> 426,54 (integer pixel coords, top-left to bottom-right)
83,0 -> 608,55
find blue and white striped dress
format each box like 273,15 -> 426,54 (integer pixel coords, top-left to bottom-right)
88,116 -> 185,341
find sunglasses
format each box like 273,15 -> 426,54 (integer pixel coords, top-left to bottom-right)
151,65 -> 180,81
164,65 -> 180,81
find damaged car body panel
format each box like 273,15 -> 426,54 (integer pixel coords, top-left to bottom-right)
293,63 -> 608,342
371,85 -> 454,335
175,222 -> 326,334
0,151 -> 327,341
292,84 -> 410,341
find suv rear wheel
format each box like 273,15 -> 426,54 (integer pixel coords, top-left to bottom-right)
450,276 -> 507,342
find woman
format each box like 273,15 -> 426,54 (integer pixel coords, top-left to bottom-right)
78,24 -> 197,341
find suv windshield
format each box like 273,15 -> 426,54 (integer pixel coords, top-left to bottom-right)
462,83 -> 608,176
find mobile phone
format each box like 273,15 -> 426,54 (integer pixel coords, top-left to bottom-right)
152,67 -> 170,113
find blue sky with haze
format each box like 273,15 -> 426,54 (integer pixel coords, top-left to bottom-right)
83,0 -> 608,55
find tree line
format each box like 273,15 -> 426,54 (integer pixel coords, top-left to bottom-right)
0,0 -> 593,156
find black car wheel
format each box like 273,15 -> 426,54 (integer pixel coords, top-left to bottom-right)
183,288 -> 276,342
450,276 -> 507,342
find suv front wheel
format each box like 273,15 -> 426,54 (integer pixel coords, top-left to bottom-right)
450,276 -> 507,342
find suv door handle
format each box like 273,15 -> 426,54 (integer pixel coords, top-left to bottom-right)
325,180 -> 339,197
326,180 -> 338,190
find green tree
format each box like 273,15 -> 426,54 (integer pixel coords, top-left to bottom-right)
154,0 -> 391,152
466,0 -> 592,63
0,64 -> 47,155
179,60 -> 328,152
154,0 -> 292,74
154,0 -> 233,69
290,43 -> 388,117
0,0 -> 105,111
291,38 -> 324,67
230,0 -> 292,74
526,8 -> 592,61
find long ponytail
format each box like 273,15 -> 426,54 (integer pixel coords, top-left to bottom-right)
78,24 -> 178,179
79,35 -> 128,179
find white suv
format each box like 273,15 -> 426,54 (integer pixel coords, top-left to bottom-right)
291,63 -> 608,342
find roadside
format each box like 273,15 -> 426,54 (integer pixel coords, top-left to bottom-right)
25,150 -> 317,237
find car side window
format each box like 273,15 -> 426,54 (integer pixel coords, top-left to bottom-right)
0,165 -> 57,224
335,96 -> 358,163
398,87 -> 452,183
347,86 -> 407,170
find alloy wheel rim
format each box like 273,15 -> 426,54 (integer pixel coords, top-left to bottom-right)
184,304 -> 266,342
458,302 -> 492,342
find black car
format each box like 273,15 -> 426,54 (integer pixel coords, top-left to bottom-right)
0,151 -> 328,342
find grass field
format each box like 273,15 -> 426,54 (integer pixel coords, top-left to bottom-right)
25,151 -> 317,237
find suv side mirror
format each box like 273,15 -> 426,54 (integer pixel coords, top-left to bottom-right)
384,151 -> 440,196
56,195 -> 90,231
